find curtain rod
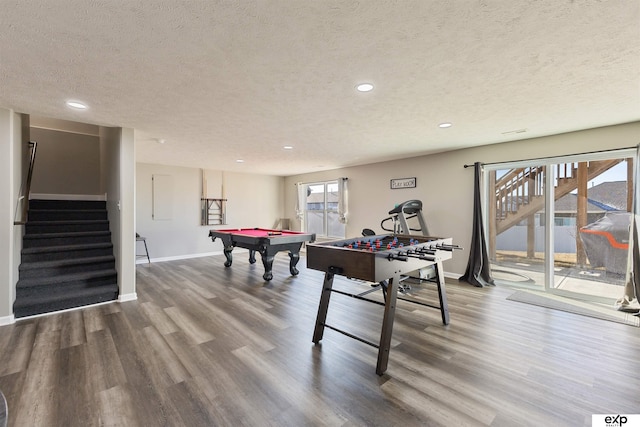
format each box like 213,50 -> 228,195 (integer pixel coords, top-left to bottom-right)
294,177 -> 348,185
463,145 -> 638,168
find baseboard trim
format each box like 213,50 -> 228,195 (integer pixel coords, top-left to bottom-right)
136,250 -> 243,264
13,300 -> 118,321
0,314 -> 15,326
30,193 -> 107,201
444,271 -> 461,280
118,293 -> 138,302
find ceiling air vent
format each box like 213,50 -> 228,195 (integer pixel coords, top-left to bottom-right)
501,128 -> 528,135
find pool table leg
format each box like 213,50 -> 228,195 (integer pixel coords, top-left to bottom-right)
258,243 -> 304,281
248,250 -> 257,264
260,252 -> 274,281
223,245 -> 233,267
288,251 -> 300,275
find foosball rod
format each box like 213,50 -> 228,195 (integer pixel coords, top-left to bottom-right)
404,252 -> 436,261
429,243 -> 462,251
383,252 -> 435,261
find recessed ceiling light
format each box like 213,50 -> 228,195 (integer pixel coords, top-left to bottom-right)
236,159 -> 244,163
356,83 -> 374,92
66,100 -> 87,109
156,138 -> 166,144
283,146 -> 293,150
438,122 -> 452,128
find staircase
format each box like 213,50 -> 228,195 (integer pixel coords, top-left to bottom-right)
14,199 -> 119,318
492,159 -> 625,235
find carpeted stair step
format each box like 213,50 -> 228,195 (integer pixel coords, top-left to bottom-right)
13,283 -> 119,318
19,255 -> 116,279
28,209 -> 108,221
16,269 -> 118,297
28,199 -> 106,210
25,220 -> 110,234
22,230 -> 112,248
21,242 -> 114,263
16,198 -> 118,318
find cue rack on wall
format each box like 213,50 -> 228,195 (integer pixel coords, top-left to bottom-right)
200,198 -> 227,225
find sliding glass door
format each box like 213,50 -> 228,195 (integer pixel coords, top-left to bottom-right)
486,150 -> 634,304
489,165 -> 547,288
304,181 -> 345,239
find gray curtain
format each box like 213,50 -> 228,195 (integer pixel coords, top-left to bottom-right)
459,162 -> 495,287
616,147 -> 640,313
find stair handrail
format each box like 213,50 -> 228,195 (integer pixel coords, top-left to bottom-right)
14,141 -> 37,225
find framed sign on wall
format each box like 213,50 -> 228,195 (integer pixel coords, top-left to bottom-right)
390,177 -> 416,189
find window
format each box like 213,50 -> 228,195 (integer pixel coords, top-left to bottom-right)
302,180 -> 346,238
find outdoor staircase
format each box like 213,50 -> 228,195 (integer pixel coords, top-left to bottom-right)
493,159 -> 625,235
14,199 -> 119,318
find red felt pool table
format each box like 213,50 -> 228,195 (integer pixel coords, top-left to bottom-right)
208,228 -> 316,281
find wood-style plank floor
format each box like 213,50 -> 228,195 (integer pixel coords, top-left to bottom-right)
1,254 -> 639,426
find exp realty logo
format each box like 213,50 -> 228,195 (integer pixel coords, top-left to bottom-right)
605,415 -> 628,426
593,414 -> 640,427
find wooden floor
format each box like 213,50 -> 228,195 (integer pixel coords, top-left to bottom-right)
0,254 -> 639,426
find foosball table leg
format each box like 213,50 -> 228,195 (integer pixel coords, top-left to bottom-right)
376,274 -> 400,375
313,272 -> 335,344
435,260 -> 450,325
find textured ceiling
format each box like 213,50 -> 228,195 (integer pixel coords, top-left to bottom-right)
1,1 -> 639,176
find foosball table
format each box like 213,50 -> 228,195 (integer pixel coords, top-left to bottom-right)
306,233 -> 459,375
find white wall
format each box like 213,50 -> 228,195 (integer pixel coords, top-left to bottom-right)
119,128 -> 136,300
30,127 -> 101,195
136,163 -> 284,260
17,116 -> 29,305
284,122 -> 640,277
101,126 -> 136,300
223,170 -> 285,229
0,109 -> 22,323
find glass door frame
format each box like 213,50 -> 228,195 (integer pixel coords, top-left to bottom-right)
483,148 -> 635,305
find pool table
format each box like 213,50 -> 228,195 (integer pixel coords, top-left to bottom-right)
208,228 -> 316,281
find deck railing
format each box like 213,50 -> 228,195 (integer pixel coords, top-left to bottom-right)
492,159 -> 627,235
